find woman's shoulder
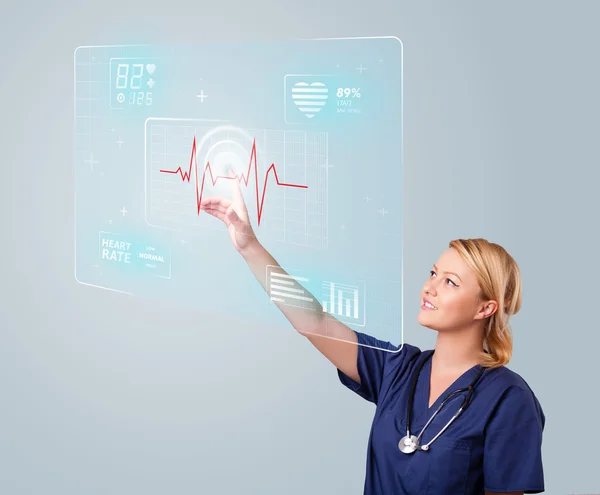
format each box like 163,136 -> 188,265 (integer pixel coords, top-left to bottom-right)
483,364 -> 546,427
486,364 -> 538,395
352,333 -> 425,377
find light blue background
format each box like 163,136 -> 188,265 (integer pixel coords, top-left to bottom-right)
1,1 -> 597,494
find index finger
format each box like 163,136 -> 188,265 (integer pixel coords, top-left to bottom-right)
228,167 -> 247,212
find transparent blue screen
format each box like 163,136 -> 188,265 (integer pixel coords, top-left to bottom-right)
74,37 -> 403,347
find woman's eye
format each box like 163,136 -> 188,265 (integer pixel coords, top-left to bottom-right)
430,270 -> 457,287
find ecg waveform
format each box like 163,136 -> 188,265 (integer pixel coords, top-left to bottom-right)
159,136 -> 308,226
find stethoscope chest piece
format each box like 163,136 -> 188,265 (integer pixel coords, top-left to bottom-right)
398,435 -> 420,454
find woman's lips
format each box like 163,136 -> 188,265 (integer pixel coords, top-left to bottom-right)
421,299 -> 438,310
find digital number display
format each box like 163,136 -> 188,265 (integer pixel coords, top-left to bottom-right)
110,59 -> 156,109
115,63 -> 144,89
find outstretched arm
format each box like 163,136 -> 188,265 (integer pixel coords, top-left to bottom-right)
200,176 -> 361,383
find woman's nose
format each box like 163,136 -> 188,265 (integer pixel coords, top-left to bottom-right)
424,280 -> 438,295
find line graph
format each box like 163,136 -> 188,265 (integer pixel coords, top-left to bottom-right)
158,135 -> 308,226
145,120 -> 329,249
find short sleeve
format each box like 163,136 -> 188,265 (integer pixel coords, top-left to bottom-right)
337,331 -> 405,405
484,385 -> 546,493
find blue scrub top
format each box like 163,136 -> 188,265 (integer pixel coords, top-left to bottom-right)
338,332 -> 545,494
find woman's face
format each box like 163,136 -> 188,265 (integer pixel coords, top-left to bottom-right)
417,248 -> 490,332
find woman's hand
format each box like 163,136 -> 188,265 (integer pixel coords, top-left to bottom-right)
199,171 -> 259,256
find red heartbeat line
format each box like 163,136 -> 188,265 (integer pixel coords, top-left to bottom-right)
159,136 -> 308,226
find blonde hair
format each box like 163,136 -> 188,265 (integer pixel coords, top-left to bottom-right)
448,238 -> 522,369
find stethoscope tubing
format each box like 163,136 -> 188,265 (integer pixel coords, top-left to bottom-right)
403,352 -> 486,452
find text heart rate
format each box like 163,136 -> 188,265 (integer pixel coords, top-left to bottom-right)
159,137 -> 309,226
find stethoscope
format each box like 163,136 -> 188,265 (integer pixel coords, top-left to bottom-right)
398,352 -> 486,454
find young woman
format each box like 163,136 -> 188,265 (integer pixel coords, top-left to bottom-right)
200,178 -> 545,495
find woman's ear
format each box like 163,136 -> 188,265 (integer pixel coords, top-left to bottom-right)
477,300 -> 498,319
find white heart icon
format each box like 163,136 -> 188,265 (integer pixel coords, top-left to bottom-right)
146,64 -> 156,75
292,82 -> 328,119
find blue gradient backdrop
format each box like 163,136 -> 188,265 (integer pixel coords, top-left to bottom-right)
1,1 -> 598,494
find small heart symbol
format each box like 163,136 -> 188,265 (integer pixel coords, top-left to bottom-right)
146,64 -> 156,75
292,82 -> 328,119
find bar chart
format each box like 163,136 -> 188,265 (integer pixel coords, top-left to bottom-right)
322,281 -> 365,326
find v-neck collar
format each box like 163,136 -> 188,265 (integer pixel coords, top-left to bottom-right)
420,350 -> 482,416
